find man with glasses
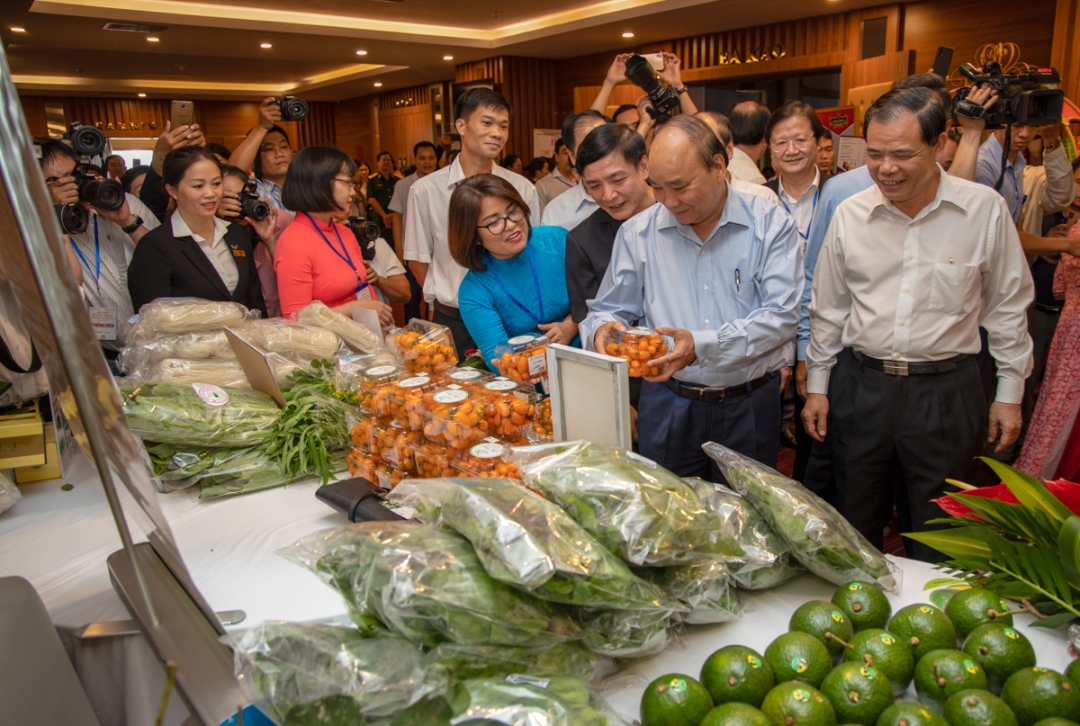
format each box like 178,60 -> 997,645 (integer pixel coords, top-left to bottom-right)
764,103 -> 826,246
581,115 -> 802,481
404,89 -> 539,359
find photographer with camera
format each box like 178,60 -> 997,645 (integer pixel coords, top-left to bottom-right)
218,165 -> 285,317
40,139 -> 143,364
228,97 -> 302,213
274,146 -> 396,327
541,110 -> 607,230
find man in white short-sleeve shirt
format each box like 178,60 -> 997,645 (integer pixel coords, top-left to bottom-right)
404,88 -> 538,359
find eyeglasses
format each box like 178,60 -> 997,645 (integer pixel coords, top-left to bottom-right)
332,177 -> 354,186
478,205 -> 525,235
772,136 -> 814,151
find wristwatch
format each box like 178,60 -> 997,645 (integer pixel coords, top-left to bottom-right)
676,86 -> 688,95
121,215 -> 143,234
1043,139 -> 1062,152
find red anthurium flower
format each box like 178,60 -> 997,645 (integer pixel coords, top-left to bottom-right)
932,479 -> 1080,519
1044,479 -> 1080,516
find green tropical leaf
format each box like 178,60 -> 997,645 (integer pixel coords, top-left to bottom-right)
904,526 -> 994,560
923,577 -> 969,590
1028,612 -> 1077,629
978,457 -> 1074,527
950,493 -> 1060,547
1059,515 -> 1080,582
984,534 -> 1080,618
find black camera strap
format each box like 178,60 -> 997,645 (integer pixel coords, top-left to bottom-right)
994,125 -> 1011,193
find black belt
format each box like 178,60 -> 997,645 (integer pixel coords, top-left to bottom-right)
433,301 -> 460,320
664,372 -> 774,403
1034,302 -> 1063,315
853,351 -> 968,376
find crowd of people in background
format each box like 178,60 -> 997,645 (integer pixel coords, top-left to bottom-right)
20,48 -> 1080,563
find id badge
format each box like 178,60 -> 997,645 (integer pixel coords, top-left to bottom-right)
89,306 -> 118,341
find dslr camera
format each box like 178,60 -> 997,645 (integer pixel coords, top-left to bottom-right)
63,122 -> 107,157
54,203 -> 88,235
236,178 -> 270,221
954,61 -> 1064,128
72,167 -> 124,211
275,95 -> 309,121
50,123 -> 125,233
624,55 -> 682,119
346,215 -> 380,261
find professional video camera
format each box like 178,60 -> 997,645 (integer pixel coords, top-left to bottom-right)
236,178 -> 270,221
275,95 -> 309,121
624,55 -> 682,119
346,215 -> 381,261
954,61 -> 1064,128
54,203 -> 88,235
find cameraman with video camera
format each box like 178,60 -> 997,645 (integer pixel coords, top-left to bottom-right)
40,138 -> 141,367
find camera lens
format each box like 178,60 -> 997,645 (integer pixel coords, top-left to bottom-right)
71,125 -> 107,156
55,203 -> 88,235
281,97 -> 309,121
80,178 -> 125,211
625,55 -> 662,95
242,197 -> 270,221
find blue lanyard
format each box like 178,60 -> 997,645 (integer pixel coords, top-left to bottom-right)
302,212 -> 370,297
779,184 -> 819,241
70,216 -> 102,292
484,245 -> 545,325
553,174 -> 574,188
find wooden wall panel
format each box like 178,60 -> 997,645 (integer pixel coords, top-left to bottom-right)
455,56 -> 557,160
19,95 -> 49,138
902,0 -> 1057,77
335,94 -> 377,163
377,104 -> 433,162
1052,0 -> 1080,103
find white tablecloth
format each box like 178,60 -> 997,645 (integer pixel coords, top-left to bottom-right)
0,453 -> 1075,725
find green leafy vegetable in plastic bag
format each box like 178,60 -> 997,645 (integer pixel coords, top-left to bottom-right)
425,642 -> 612,683
577,607 -> 671,659
445,676 -> 628,726
389,478 -> 684,613
703,442 -> 897,591
121,383 -> 280,447
509,442 -> 729,566
639,557 -> 740,625
279,522 -> 582,648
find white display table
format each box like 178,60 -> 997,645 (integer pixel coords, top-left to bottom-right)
0,453 -> 1074,725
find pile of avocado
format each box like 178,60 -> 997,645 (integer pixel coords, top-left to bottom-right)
639,583 -> 1080,726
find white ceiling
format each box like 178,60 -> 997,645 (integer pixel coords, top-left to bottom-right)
3,0 -> 891,100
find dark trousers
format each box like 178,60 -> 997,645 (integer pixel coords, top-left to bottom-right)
404,267 -> 423,324
432,308 -> 477,362
829,349 -> 987,563
794,393 -> 837,505
1019,307 -> 1060,447
637,375 -> 781,485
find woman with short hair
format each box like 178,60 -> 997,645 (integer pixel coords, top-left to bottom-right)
273,146 -> 394,326
450,174 -> 579,367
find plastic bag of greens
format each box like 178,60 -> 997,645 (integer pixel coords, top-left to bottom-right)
425,642 -> 614,683
222,622 -> 441,723
703,442 -> 898,592
279,522 -> 582,648
640,557 -> 740,625
685,477 -> 804,590
121,383 -> 280,447
198,451 -> 347,500
389,478 -> 684,613
578,608 -> 671,659
441,676 -> 628,726
509,441 -> 728,566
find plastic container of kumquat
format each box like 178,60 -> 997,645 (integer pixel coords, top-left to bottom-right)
356,363 -> 408,416
451,439 -> 523,479
348,415 -> 388,455
531,397 -> 553,441
373,421 -> 421,472
418,386 -> 490,450
346,447 -> 381,481
443,366 -> 498,392
411,440 -> 461,478
374,462 -> 407,490
604,327 -> 672,378
478,378 -> 541,441
388,319 -> 458,375
373,374 -> 441,429
491,334 -> 549,384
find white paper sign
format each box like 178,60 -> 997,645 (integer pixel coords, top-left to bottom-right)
349,303 -> 384,341
533,128 -> 561,159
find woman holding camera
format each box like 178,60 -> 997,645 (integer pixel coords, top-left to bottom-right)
450,174 -> 579,367
274,146 -> 407,323
127,147 -> 268,316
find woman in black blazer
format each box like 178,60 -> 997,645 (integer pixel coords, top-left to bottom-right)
128,146 -> 269,317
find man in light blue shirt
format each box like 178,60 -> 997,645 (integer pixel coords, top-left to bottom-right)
975,126 -> 1035,224
582,115 -> 802,480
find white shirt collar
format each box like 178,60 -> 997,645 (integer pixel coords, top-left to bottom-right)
867,165 -> 968,222
778,167 -> 821,205
171,210 -> 229,246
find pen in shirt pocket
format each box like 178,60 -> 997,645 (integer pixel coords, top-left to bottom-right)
734,268 -> 741,293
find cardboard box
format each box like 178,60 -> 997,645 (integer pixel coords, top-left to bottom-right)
14,426 -> 61,483
0,406 -> 46,469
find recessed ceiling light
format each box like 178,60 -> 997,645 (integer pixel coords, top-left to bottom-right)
138,93 -> 146,97
147,36 -> 159,42
260,42 -> 272,48
622,32 -> 634,38
11,27 -> 26,33
356,49 -> 368,55
443,55 -> 454,61
374,82 -> 383,87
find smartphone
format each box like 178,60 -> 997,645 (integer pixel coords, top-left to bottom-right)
645,52 -> 664,71
170,100 -> 194,128
931,47 -> 954,79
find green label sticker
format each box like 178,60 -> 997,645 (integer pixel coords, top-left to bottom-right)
879,634 -> 896,645
747,655 -> 762,669
832,611 -> 845,623
793,689 -> 810,703
919,606 -> 933,614
1004,628 -> 1019,639
964,660 -> 979,675
669,678 -> 687,694
860,666 -> 877,679
792,657 -> 809,674
848,583 -> 863,590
